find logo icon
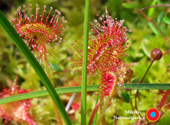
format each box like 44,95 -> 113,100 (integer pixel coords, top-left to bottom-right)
146,108 -> 160,122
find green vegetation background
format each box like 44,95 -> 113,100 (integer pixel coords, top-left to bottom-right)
0,0 -> 170,125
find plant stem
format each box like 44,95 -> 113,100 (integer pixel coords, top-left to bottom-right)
88,100 -> 100,125
44,60 -> 63,125
96,97 -> 110,125
52,100 -> 63,125
81,0 -> 91,124
163,50 -> 170,56
134,52 -> 161,118
141,4 -> 170,11
140,59 -> 155,83
100,98 -> 106,125
133,59 -> 155,118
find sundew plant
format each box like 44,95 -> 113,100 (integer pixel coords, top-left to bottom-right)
0,0 -> 170,125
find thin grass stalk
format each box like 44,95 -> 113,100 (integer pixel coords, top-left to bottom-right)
81,0 -> 91,124
0,11 -> 71,125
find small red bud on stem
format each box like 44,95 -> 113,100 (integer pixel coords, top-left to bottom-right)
151,48 -> 162,60
134,48 -> 163,118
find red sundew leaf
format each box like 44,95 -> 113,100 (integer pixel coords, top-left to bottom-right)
9,4 -> 68,66
157,90 -> 170,110
0,79 -> 36,125
100,72 -> 116,97
71,11 -> 131,81
71,102 -> 80,111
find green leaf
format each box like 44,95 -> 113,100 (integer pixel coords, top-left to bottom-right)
157,11 -> 164,23
141,41 -> 150,58
122,2 -> 138,9
130,94 -> 135,99
121,91 -> 130,103
148,0 -> 157,18
0,11 -> 72,125
157,0 -> 162,4
162,16 -> 170,25
148,22 -> 166,37
49,62 -> 62,72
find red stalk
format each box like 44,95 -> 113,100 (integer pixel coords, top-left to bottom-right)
88,100 -> 100,125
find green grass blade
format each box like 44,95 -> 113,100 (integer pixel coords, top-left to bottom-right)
0,11 -> 71,125
81,0 -> 91,124
0,84 -> 170,105
121,83 -> 170,90
0,85 -> 99,105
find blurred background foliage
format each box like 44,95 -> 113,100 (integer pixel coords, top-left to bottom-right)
0,0 -> 170,125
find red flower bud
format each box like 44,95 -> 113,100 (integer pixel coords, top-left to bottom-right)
151,48 -> 162,60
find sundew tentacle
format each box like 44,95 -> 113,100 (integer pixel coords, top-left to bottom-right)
70,11 -> 131,82
0,79 -> 35,125
10,4 -> 68,65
